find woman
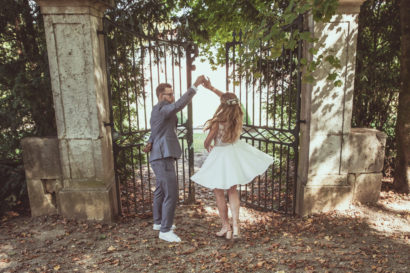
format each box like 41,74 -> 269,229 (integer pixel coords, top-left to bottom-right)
191,78 -> 274,240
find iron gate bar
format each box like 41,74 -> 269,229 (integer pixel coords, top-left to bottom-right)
266,47 -> 270,127
280,45 -> 285,130
293,16 -> 304,212
258,141 -> 261,206
240,126 -> 295,144
186,44 -> 195,203
286,145 -> 291,214
100,20 -> 122,216
264,140 -> 273,208
259,40 -> 262,127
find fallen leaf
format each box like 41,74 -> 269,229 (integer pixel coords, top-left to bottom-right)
107,245 -> 116,252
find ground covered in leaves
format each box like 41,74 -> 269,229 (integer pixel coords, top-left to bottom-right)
1,189 -> 409,273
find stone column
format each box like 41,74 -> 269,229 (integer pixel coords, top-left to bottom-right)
296,0 -> 365,215
37,0 -> 118,220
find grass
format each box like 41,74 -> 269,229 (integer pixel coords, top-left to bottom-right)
193,132 -> 207,153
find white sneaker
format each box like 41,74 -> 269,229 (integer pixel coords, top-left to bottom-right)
159,231 -> 181,242
153,224 -> 176,231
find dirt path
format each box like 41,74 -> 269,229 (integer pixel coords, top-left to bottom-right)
1,188 -> 409,273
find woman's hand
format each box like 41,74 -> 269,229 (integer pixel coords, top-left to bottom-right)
202,77 -> 212,89
203,77 -> 223,97
206,145 -> 214,153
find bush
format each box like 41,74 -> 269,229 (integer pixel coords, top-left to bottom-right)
0,162 -> 27,216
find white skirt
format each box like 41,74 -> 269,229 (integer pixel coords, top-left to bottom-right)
191,140 -> 274,190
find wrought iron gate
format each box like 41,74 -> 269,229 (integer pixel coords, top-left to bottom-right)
101,18 -> 197,217
225,17 -> 303,214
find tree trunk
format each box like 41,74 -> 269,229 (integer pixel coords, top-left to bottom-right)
393,0 -> 410,193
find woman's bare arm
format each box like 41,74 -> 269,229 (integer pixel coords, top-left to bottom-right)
203,77 -> 224,97
204,123 -> 218,152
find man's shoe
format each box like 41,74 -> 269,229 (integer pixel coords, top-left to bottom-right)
153,224 -> 176,231
159,231 -> 181,242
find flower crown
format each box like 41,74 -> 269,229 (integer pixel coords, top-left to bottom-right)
224,98 -> 239,105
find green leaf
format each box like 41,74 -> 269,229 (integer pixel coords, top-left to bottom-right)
326,72 -> 338,81
309,47 -> 318,55
270,47 -> 282,59
253,72 -> 262,79
303,74 -> 315,83
334,80 -> 343,87
284,13 -> 298,25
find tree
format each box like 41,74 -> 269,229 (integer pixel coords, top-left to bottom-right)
0,0 -> 56,214
393,0 -> 410,193
176,0 -> 338,72
352,0 -> 400,177
0,0 -> 56,162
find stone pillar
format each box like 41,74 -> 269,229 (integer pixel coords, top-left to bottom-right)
296,0 -> 366,215
37,0 -> 118,221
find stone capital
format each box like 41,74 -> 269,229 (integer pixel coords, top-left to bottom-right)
337,0 -> 366,14
37,0 -> 114,15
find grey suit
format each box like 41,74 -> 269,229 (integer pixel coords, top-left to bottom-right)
148,87 -> 196,232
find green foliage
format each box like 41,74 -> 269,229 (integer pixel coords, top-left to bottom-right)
193,132 -> 207,152
241,103 -> 252,125
0,162 -> 27,216
0,1 -> 56,161
177,0 -> 340,85
352,0 -> 400,175
0,0 -> 56,212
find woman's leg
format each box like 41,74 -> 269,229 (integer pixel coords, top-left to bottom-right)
227,185 -> 240,238
213,189 -> 231,236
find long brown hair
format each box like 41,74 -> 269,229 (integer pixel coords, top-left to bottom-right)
204,93 -> 243,143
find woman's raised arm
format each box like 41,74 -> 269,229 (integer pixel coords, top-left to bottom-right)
203,77 -> 224,97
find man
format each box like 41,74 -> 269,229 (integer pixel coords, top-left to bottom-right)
143,75 -> 206,242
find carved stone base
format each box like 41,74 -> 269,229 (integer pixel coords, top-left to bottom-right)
297,185 -> 353,216
58,184 -> 117,221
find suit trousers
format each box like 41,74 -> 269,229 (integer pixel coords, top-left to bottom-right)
150,157 -> 178,233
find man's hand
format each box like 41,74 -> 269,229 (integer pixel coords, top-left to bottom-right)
193,75 -> 206,87
143,142 -> 152,153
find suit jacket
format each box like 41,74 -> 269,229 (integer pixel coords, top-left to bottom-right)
148,87 -> 196,162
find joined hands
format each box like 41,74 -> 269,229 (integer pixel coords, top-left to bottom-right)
194,75 -> 213,91
194,75 -> 207,87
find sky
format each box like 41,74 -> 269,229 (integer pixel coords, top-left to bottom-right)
191,60 -> 225,128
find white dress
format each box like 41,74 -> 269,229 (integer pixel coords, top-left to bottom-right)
191,123 -> 274,190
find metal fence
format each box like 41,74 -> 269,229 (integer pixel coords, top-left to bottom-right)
102,15 -> 303,216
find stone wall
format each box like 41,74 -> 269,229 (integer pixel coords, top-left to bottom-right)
347,128 -> 387,204
21,137 -> 62,217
